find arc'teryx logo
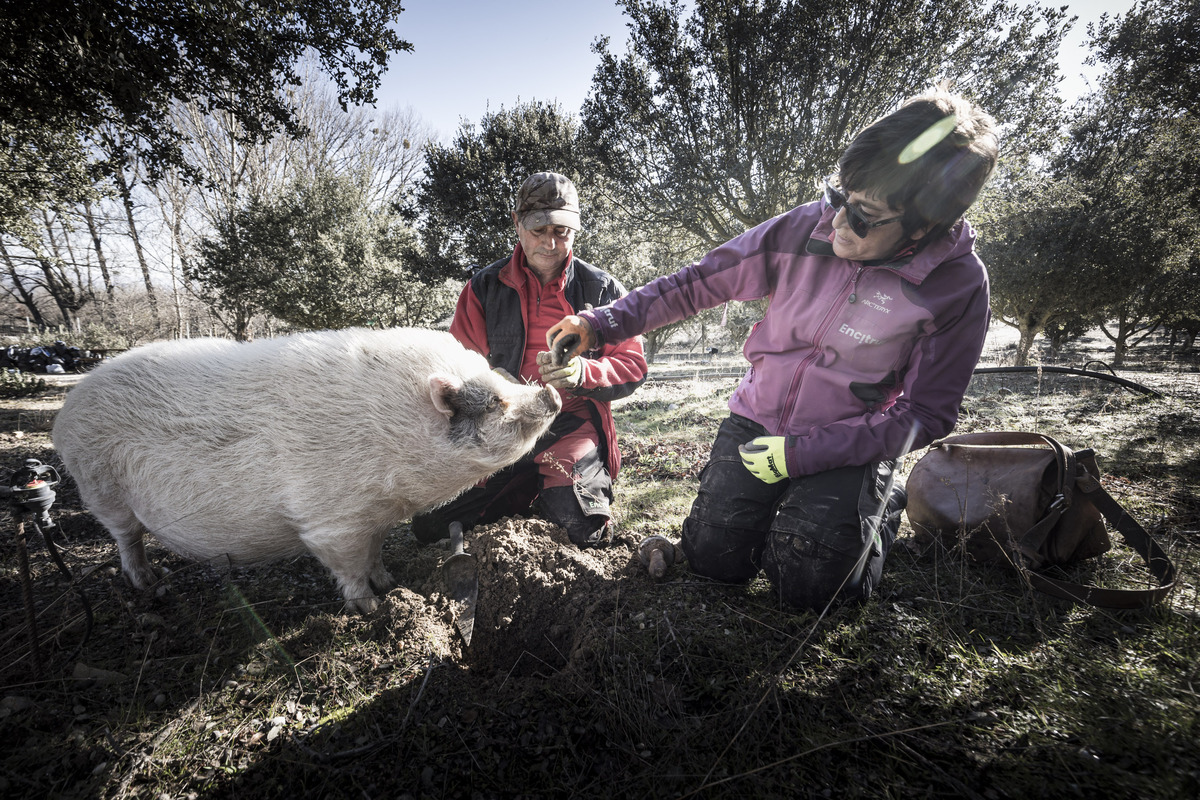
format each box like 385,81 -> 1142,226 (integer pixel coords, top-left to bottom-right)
863,291 -> 892,313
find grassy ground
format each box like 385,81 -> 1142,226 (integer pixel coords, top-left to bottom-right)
0,328 -> 1197,799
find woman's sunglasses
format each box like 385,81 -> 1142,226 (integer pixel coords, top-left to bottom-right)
822,176 -> 903,238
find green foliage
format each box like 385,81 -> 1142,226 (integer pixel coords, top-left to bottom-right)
582,0 -> 1070,253
1088,0 -> 1199,119
1161,257 -> 1200,346
977,0 -> 1200,365
192,170 -> 452,336
69,319 -> 153,353
719,298 -> 767,350
0,370 -> 47,398
1050,0 -> 1200,364
415,105 -> 665,301
0,0 -> 412,235
0,123 -> 98,242
416,101 -> 591,277
189,200 -> 275,339
975,176 -> 1104,365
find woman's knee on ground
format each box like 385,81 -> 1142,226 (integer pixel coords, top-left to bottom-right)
762,493 -> 905,610
761,523 -> 868,610
681,517 -> 765,583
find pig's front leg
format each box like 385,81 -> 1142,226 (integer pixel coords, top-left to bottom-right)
366,528 -> 397,593
299,526 -> 394,614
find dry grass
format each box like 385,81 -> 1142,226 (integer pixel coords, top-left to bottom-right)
0,328 -> 1197,799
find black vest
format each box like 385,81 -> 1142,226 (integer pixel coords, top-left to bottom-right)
468,255 -> 629,376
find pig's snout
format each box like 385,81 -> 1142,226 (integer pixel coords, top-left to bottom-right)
538,385 -> 562,416
515,384 -> 560,438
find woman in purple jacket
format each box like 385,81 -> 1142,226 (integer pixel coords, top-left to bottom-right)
550,88 -> 999,611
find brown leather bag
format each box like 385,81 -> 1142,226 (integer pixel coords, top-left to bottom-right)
905,431 -> 1176,608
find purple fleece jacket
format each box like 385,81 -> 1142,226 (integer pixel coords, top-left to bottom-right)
579,200 -> 990,477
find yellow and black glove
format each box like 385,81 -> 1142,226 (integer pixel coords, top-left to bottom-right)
738,436 -> 790,484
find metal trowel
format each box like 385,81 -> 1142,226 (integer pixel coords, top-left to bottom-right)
443,521 -> 478,646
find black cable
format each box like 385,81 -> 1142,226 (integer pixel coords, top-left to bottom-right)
3,459 -> 94,668
970,365 -> 1161,397
34,517 -> 94,664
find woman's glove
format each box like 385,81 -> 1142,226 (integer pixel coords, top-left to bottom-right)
738,436 -> 790,484
546,315 -> 597,361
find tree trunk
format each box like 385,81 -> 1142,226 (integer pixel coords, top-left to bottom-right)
0,241 -> 48,327
1100,317 -> 1129,367
171,213 -> 187,337
1181,330 -> 1197,355
114,165 -> 160,324
33,255 -> 75,329
234,310 -> 253,342
46,210 -> 86,298
643,328 -> 664,362
1098,313 -> 1155,368
158,200 -> 187,339
82,199 -> 117,313
1015,324 -> 1038,367
38,211 -> 79,328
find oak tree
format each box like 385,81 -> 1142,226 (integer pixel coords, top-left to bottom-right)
581,0 -> 1071,256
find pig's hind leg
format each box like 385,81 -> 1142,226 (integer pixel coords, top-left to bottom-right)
87,502 -> 163,591
300,526 -> 395,615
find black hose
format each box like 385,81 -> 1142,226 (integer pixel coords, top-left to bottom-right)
35,517 -> 94,664
970,365 -> 1162,397
16,520 -> 42,670
1082,360 -> 1118,376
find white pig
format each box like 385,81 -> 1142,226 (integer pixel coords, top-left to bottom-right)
52,327 -> 561,613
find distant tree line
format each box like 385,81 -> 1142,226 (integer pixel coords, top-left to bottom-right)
1,0 -> 1195,365
973,0 -> 1200,364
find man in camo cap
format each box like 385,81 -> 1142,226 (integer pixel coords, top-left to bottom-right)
411,172 -> 647,548
514,171 -> 581,231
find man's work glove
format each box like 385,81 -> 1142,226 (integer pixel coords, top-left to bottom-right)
738,436 -> 790,484
536,350 -> 583,390
547,315 -> 597,362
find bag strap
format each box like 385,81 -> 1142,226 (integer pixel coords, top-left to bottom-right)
1026,473 -> 1177,608
930,431 -> 1177,608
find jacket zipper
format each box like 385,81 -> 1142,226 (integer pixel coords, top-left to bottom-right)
847,266 -> 864,304
780,266 -> 863,423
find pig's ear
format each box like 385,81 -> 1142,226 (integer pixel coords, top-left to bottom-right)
429,373 -> 462,417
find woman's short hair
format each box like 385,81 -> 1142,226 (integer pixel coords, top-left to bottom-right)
837,87 -> 999,243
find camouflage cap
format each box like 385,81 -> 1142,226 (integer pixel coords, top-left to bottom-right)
514,172 -> 581,231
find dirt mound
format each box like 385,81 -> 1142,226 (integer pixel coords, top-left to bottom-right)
277,515 -> 655,681
290,585 -> 460,663
404,516 -> 644,674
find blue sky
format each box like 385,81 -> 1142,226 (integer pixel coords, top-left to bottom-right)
376,0 -> 1141,143
376,0 -> 630,140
